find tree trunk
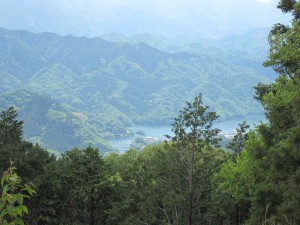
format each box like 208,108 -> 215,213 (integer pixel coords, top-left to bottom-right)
188,129 -> 196,225
90,189 -> 96,225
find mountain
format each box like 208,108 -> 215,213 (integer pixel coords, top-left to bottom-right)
0,28 -> 272,152
0,90 -> 114,153
100,29 -> 274,77
100,28 -> 270,59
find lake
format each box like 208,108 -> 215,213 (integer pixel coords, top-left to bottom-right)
109,113 -> 266,153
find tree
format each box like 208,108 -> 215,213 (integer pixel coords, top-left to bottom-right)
53,147 -> 110,225
105,148 -> 164,225
0,163 -> 35,225
0,107 -> 23,148
277,0 -> 297,13
241,0 -> 300,223
142,144 -> 188,225
170,93 -> 220,225
0,107 -> 57,224
226,121 -> 250,157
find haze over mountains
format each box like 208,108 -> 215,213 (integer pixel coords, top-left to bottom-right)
0,27 -> 273,152
0,0 -> 290,38
0,0 -> 289,152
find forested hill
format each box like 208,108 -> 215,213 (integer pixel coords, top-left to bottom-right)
0,27 -> 272,152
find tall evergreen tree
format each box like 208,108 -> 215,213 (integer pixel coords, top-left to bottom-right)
240,0 -> 300,223
170,93 -> 220,225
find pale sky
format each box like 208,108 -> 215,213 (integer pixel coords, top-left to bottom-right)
256,0 -> 273,3
0,0 -> 291,37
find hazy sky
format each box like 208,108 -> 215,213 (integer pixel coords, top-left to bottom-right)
0,0 -> 291,37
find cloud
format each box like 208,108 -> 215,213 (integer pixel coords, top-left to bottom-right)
256,0 -> 272,3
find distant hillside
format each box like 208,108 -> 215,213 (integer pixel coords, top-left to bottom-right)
0,28 -> 272,152
0,90 -> 114,152
100,28 -> 270,60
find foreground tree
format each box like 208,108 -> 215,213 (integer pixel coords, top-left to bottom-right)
218,1 -> 300,224
169,93 -> 220,225
216,2 -> 300,224
257,1 -> 300,222
0,107 -> 56,224
52,147 -> 110,225
0,163 -> 35,225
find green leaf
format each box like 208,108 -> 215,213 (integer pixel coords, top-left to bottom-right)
0,209 -> 8,218
2,194 -> 12,204
20,206 -> 28,214
15,217 -> 24,225
15,207 -> 23,217
16,194 -> 23,205
2,184 -> 9,195
24,185 -> 35,196
7,205 -> 14,216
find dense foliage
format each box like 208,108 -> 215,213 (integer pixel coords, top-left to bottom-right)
0,104 -> 227,225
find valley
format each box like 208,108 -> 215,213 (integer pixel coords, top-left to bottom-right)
109,113 -> 266,153
0,27 -> 273,153
1,1 -> 300,224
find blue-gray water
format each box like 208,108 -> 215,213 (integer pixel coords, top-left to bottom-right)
109,113 -> 266,153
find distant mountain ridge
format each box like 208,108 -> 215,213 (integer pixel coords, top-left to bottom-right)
100,28 -> 270,59
0,28 -> 272,152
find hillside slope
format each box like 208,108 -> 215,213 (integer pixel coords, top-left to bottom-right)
0,28 -> 271,152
